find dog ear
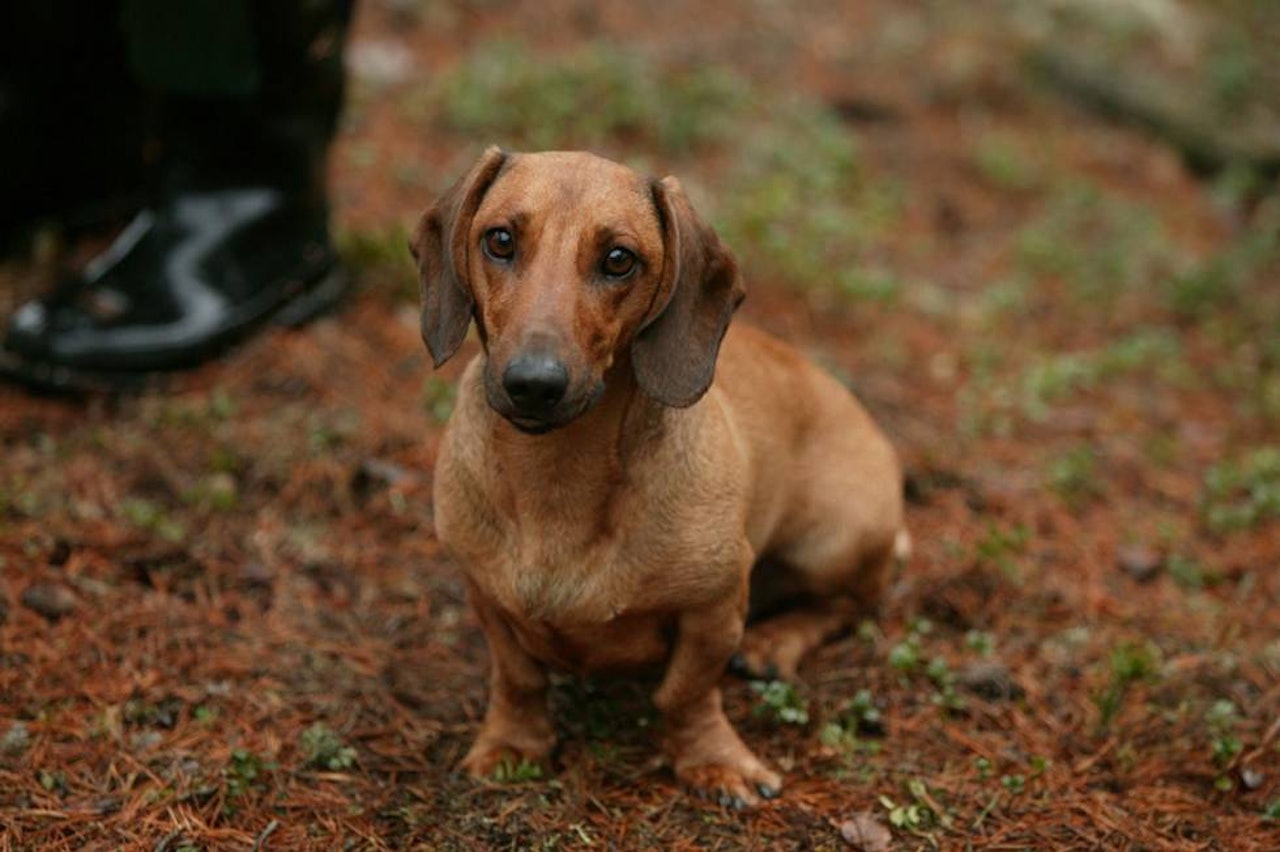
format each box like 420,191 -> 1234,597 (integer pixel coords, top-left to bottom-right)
632,176 -> 745,407
410,146 -> 508,368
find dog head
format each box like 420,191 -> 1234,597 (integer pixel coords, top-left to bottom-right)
410,147 -> 744,433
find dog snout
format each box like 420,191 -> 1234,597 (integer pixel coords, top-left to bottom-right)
502,353 -> 569,416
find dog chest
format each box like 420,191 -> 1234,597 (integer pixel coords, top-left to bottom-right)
471,540 -> 690,674
507,608 -> 674,675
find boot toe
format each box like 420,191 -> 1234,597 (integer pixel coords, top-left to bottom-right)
5,300 -> 53,358
1,188 -> 345,391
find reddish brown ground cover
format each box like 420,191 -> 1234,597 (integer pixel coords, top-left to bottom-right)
2,2 -> 1278,849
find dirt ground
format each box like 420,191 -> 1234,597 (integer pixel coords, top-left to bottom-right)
3,1 -> 1279,849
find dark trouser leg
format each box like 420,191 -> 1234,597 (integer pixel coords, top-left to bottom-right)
125,0 -> 352,205
0,2 -> 147,237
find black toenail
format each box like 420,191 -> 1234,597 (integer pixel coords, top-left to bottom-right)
757,783 -> 779,800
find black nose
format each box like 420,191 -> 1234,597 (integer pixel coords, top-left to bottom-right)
502,354 -> 569,415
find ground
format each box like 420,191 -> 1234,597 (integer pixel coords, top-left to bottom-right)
2,1 -> 1279,849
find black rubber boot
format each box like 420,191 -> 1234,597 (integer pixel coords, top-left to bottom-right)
2,190 -> 345,390
1,0 -> 355,392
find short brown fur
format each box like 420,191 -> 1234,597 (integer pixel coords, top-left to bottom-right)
413,148 -> 906,807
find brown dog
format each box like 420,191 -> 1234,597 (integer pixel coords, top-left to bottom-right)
412,148 -> 906,807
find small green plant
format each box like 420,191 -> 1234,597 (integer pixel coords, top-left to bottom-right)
888,618 -> 933,674
38,769 -> 67,795
1205,700 -> 1243,780
207,387 -> 237,420
1207,29 -> 1260,114
1202,446 -> 1280,534
887,620 -> 967,712
123,696 -> 182,729
184,472 -> 239,512
926,657 -> 967,713
1,722 -> 30,756
818,721 -> 858,754
1094,641 -> 1161,730
1264,800 -> 1280,821
965,630 -> 996,658
975,755 -> 1048,796
491,756 -> 544,783
338,224 -> 414,271
975,523 -> 1031,579
337,225 -> 417,301
834,267 -> 901,304
888,634 -> 922,673
208,445 -> 241,474
224,748 -> 275,800
1166,192 -> 1278,321
821,688 -> 885,752
300,723 -> 358,771
976,278 -> 1031,326
1047,445 -> 1102,510
844,688 -> 883,735
1017,353 -> 1096,421
1110,642 -> 1160,684
925,658 -> 949,682
823,722 -> 862,750
973,134 -> 1039,192
1166,553 -> 1222,590
880,779 -> 946,834
120,497 -> 186,543
423,376 -> 457,424
1001,773 -> 1026,795
1166,258 -> 1239,321
751,680 -> 810,726
879,795 -> 929,832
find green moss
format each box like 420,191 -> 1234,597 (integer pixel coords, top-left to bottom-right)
427,40 -> 900,297
435,42 -> 750,155
1202,446 -> 1280,533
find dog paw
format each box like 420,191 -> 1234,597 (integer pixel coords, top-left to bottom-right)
461,739 -> 551,781
729,633 -> 804,681
677,759 -> 783,810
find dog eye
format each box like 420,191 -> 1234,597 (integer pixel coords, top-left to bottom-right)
601,247 -> 637,279
482,228 -> 515,261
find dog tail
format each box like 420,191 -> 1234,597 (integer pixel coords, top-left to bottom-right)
893,528 -> 913,566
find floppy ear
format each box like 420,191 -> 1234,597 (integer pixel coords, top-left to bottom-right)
632,176 -> 746,407
409,146 -> 508,367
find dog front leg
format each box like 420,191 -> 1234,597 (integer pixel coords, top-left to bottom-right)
462,587 -> 556,778
653,594 -> 783,808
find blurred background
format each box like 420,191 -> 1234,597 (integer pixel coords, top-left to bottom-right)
1,1 -> 1278,848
